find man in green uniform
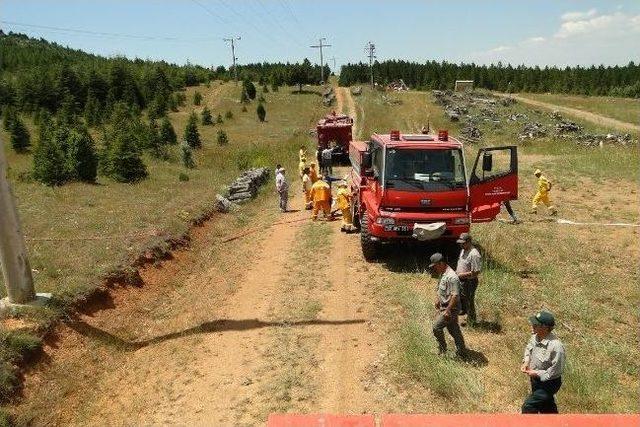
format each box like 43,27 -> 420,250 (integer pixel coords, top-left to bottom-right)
521,310 -> 566,413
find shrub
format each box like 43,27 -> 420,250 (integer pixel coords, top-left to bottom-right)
178,172 -> 190,181
216,114 -> 223,124
159,117 -> 177,145
2,106 -> 17,131
257,103 -> 266,122
107,132 -> 148,182
180,142 -> 195,169
240,89 -> 249,104
225,110 -> 233,119
271,83 -> 279,92
262,85 -> 269,93
201,106 -> 213,125
184,111 -> 201,149
32,120 -> 67,186
217,129 -> 229,146
193,91 -> 202,106
10,117 -> 30,152
65,126 -> 98,182
243,80 -> 257,100
241,105 -> 247,112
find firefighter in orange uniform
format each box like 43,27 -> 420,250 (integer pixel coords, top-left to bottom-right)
310,176 -> 332,220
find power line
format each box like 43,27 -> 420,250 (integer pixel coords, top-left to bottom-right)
0,20 -> 215,42
190,0 -> 229,25
254,0 -> 304,49
310,37 -> 331,84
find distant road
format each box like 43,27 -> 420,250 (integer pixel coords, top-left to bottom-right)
494,93 -> 640,133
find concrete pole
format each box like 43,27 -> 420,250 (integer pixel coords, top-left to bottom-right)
0,136 -> 35,304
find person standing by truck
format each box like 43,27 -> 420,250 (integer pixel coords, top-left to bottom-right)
302,167 -> 313,210
531,169 -> 557,215
335,181 -> 354,232
429,253 -> 467,357
310,176 -> 332,221
321,146 -> 333,176
456,233 -> 481,326
521,310 -> 565,413
275,167 -> 289,213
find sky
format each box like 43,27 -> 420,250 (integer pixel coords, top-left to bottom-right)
2,0 -> 639,70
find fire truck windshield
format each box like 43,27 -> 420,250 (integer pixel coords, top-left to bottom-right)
384,148 -> 466,192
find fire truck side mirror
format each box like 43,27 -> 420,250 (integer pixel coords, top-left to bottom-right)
362,152 -> 372,169
482,153 -> 493,172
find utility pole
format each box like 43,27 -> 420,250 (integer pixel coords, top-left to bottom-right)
0,135 -> 36,306
223,36 -> 241,85
329,56 -> 337,72
310,37 -> 331,84
365,41 -> 376,88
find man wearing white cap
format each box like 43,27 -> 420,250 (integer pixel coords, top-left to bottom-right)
275,167 -> 289,213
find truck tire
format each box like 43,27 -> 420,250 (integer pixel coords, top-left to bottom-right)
360,212 -> 379,261
351,200 -> 361,231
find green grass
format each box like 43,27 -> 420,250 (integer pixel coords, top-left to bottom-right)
0,82 -> 327,307
519,93 -> 640,125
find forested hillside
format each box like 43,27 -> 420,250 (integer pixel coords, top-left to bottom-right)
339,60 -> 640,97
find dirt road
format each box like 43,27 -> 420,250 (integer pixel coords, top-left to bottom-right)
13,87 -> 393,425
496,93 -> 640,133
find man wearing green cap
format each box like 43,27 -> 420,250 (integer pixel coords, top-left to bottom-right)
429,252 -> 467,357
521,310 -> 566,413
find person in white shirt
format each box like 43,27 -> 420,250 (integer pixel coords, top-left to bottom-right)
275,168 -> 289,213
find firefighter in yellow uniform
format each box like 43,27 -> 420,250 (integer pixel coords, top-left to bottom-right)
531,169 -> 557,215
302,167 -> 313,210
299,146 -> 307,162
336,182 -> 355,232
310,176 -> 332,220
309,163 -> 319,183
298,156 -> 307,178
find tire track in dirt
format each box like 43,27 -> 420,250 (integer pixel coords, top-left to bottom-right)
314,201 -> 384,413
334,85 -> 360,138
496,93 -> 640,133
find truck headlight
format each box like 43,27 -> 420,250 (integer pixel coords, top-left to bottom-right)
375,217 -> 395,225
453,217 -> 470,225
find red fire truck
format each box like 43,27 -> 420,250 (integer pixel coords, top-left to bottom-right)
316,112 -> 353,162
348,130 -> 518,260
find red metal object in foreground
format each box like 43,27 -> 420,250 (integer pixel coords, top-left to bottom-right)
269,413 -> 640,427
268,414 -> 374,427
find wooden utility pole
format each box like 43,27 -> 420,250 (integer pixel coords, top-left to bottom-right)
365,41 -> 376,88
223,36 -> 241,85
310,37 -> 331,84
0,136 -> 35,304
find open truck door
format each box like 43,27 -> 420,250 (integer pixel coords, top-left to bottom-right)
469,146 -> 518,222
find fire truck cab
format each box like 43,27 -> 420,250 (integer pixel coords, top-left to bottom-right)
348,130 -> 518,260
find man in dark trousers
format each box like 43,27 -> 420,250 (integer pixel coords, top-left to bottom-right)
456,232 -> 481,326
521,310 -> 566,413
429,253 -> 467,357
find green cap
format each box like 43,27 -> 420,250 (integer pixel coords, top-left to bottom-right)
529,310 -> 555,327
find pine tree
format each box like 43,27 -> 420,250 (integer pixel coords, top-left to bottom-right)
107,132 -> 148,182
84,91 -> 101,127
243,80 -> 257,100
65,126 -> 98,182
201,106 -> 213,125
180,142 -> 195,169
256,103 -> 266,122
159,117 -> 178,145
33,119 -> 67,186
193,91 -> 202,106
217,129 -> 229,146
10,117 -> 31,152
184,111 -> 201,149
146,119 -> 168,159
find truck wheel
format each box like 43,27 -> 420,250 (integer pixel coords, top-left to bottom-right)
360,212 -> 379,261
351,200 -> 361,231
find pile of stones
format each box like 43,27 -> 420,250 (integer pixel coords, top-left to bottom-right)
574,133 -> 636,147
460,124 -> 482,143
322,86 -> 335,106
555,121 -> 582,133
519,122 -> 547,140
215,167 -> 270,212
